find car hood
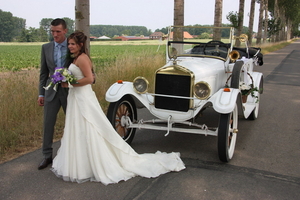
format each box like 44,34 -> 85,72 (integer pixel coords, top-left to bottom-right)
167,57 -> 226,78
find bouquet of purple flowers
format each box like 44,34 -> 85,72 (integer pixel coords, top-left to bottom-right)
44,67 -> 77,91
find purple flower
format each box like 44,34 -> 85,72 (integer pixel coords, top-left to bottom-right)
51,72 -> 64,84
43,67 -> 77,91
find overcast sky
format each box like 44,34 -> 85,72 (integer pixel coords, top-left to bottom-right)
1,0 -> 261,32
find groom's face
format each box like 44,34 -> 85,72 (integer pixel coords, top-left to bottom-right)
51,25 -> 67,44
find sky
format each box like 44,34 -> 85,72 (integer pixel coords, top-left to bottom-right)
1,0 -> 261,32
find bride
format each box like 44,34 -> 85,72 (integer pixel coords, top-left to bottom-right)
51,31 -> 185,185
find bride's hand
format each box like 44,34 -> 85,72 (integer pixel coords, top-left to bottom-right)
61,82 -> 68,88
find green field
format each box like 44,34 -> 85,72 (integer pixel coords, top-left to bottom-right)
0,40 -> 166,72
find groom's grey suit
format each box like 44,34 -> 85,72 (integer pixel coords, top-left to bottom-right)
39,41 -> 69,159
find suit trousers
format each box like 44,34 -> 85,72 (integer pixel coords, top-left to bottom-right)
42,85 -> 68,159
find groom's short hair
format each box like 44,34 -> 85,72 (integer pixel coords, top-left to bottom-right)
51,18 -> 67,29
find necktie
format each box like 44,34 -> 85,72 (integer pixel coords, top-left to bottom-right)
57,44 -> 62,67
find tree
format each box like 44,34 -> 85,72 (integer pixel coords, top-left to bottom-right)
226,11 -> 239,28
17,27 -> 48,42
248,0 -> 256,45
40,18 -> 53,40
0,10 -> 25,42
173,0 -> 184,41
75,0 -> 90,54
63,17 -> 75,36
256,0 -> 264,44
200,32 -> 211,39
236,0 -> 245,47
213,0 -> 223,40
266,0 -> 300,41
263,0 -> 268,43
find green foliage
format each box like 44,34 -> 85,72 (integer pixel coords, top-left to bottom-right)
198,32 -> 211,39
0,9 -> 25,42
155,27 -> 168,34
267,18 -> 281,38
39,18 -> 53,38
226,11 -> 239,29
18,27 -> 48,42
90,25 -> 151,37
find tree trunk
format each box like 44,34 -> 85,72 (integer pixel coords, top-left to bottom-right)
213,0 -> 223,41
279,11 -> 286,41
286,19 -> 291,40
235,0 -> 245,47
75,0 -> 90,54
263,0 -> 268,43
173,0 -> 184,42
274,0 -> 280,42
248,0 -> 255,45
256,0 -> 264,45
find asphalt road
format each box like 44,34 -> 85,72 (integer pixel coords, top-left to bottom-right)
1,40 -> 300,200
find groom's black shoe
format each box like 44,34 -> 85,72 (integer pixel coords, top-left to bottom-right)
38,157 -> 52,170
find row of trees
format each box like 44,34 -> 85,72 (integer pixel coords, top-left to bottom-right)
214,0 -> 300,45
0,9 -> 153,42
155,24 -> 249,38
2,0 -> 299,43
90,25 -> 151,38
0,10 -> 76,42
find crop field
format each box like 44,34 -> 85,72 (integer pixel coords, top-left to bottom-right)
0,41 -> 166,72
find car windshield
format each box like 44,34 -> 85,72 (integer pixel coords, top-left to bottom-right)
167,26 -> 234,61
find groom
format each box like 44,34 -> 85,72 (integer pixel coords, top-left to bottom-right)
37,18 -> 70,170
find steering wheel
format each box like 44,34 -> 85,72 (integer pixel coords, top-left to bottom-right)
203,41 -> 227,56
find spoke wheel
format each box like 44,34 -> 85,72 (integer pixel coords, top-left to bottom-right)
107,96 -> 137,144
218,104 -> 238,162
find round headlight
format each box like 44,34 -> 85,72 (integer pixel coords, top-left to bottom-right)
133,77 -> 149,94
194,81 -> 211,99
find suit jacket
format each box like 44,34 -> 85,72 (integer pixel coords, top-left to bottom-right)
39,41 -> 70,102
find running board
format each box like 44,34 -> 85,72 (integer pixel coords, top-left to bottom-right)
127,117 -> 218,137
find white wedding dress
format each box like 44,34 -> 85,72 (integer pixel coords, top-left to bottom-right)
51,64 -> 185,184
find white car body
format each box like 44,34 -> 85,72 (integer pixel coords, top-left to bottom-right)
105,26 -> 264,162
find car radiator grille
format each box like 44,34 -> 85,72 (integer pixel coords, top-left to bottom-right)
155,73 -> 191,112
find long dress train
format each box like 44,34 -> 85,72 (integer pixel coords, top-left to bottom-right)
51,64 -> 185,184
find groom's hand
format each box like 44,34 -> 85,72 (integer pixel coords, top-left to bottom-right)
38,97 -> 44,106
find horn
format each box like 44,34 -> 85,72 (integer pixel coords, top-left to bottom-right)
229,50 -> 240,62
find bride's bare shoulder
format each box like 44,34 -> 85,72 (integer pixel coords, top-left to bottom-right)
75,53 -> 92,68
77,53 -> 89,60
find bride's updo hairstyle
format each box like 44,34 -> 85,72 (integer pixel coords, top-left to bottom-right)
68,31 -> 89,57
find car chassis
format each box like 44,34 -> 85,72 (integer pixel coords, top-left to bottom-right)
105,26 -> 264,162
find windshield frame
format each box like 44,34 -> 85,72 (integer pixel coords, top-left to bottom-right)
167,26 -> 235,61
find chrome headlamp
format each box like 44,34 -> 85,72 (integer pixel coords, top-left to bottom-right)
133,76 -> 149,94
194,81 -> 211,99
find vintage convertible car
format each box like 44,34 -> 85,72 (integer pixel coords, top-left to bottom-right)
105,26 -> 264,162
